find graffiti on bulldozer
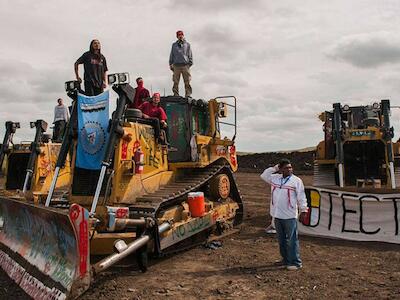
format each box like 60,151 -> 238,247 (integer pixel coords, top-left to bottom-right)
161,213 -> 213,249
0,198 -> 92,300
0,204 -> 76,288
138,126 -> 161,168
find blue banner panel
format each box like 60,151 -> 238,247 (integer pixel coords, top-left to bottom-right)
76,91 -> 109,170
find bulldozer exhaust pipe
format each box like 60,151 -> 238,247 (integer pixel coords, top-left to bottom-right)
93,221 -> 171,274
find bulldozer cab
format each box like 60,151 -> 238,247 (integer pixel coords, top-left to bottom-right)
161,95 -> 237,165
340,104 -> 381,130
161,96 -> 202,162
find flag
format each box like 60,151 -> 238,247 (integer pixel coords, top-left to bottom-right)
76,91 -> 109,170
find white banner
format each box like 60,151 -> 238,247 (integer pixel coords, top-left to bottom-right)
298,187 -> 400,244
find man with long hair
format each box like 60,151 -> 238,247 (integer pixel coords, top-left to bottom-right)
74,39 -> 108,96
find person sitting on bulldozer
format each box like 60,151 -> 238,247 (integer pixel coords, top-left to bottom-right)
139,92 -> 167,125
139,92 -> 168,144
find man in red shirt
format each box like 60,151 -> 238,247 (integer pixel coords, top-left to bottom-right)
139,93 -> 167,128
129,77 -> 150,109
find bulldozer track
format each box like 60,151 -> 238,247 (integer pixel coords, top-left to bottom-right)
313,162 -> 336,186
130,160 -> 244,226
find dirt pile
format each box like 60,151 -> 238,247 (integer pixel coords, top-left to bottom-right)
238,150 -> 315,174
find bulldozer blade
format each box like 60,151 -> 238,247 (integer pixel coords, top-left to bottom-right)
0,198 -> 91,299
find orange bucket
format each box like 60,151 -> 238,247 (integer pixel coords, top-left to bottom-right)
187,192 -> 205,217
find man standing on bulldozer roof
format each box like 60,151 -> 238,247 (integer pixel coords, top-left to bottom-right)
74,39 -> 108,96
260,159 -> 308,271
169,30 -> 193,98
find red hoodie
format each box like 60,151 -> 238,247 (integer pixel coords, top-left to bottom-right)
130,82 -> 150,108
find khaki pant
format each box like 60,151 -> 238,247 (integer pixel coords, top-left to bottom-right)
172,65 -> 192,97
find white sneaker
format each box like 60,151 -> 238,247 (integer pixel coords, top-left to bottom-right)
265,226 -> 276,234
286,265 -> 302,271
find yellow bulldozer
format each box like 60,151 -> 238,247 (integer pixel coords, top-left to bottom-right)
0,120 -> 70,201
314,100 -> 400,189
299,100 -> 400,243
0,73 -> 243,299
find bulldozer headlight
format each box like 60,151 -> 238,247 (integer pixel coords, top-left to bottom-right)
372,102 -> 380,109
342,104 -> 350,112
118,73 -> 128,83
30,120 -> 48,132
65,80 -> 80,92
108,74 -> 116,84
14,122 -> 20,129
108,72 -> 130,85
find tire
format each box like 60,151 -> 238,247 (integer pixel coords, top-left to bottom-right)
209,174 -> 231,200
125,109 -> 142,119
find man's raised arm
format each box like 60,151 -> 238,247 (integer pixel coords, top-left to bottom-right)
260,165 -> 279,184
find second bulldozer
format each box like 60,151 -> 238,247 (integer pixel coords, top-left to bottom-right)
313,100 -> 400,189
0,120 -> 70,201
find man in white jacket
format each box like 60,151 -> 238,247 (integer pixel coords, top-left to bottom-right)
260,159 -> 308,270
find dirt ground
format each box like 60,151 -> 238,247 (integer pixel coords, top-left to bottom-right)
1,172 -> 400,299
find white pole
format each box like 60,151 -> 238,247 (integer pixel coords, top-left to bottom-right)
22,171 -> 32,193
45,167 -> 60,206
389,161 -> 396,189
338,163 -> 344,187
90,165 -> 107,215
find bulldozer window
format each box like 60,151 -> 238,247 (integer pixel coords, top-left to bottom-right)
343,141 -> 387,186
346,107 -> 380,129
191,107 -> 208,135
5,153 -> 30,190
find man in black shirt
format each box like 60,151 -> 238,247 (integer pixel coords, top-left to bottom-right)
74,39 -> 108,96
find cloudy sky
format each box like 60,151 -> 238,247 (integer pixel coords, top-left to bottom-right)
1,0 -> 400,152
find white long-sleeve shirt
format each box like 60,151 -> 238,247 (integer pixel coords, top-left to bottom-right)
260,166 -> 308,219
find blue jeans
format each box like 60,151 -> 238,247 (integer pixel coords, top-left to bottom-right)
274,218 -> 302,267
